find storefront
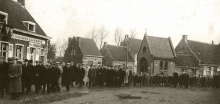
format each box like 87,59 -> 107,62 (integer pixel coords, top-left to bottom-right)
0,32 -> 49,64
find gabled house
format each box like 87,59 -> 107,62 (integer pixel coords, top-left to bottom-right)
0,0 -> 50,64
64,37 -> 102,66
121,35 -> 142,72
100,42 -> 134,69
137,33 -> 176,74
175,35 -> 220,76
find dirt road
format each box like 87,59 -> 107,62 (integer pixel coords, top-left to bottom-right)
50,87 -> 220,104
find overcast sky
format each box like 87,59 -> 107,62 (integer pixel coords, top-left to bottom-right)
25,0 -> 220,47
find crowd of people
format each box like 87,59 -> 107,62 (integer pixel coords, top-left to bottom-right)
0,56 -> 220,100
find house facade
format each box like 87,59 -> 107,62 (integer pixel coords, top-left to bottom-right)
0,0 -> 50,64
121,35 -> 142,73
64,37 -> 102,66
137,34 -> 176,74
175,35 -> 220,76
100,42 -> 134,70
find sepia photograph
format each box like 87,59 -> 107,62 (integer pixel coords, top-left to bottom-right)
0,0 -> 220,104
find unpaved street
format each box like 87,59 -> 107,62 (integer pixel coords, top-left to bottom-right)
1,86 -> 219,104
50,87 -> 220,104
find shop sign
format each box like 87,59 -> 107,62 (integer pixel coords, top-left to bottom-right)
29,42 -> 42,48
11,33 -> 45,44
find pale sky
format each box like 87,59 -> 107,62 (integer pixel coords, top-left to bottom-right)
25,0 -> 220,47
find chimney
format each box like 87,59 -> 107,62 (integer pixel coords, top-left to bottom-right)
125,34 -> 129,40
182,35 -> 188,43
77,37 -> 81,47
68,37 -> 72,44
104,42 -> 107,46
212,41 -> 214,44
18,0 -> 25,7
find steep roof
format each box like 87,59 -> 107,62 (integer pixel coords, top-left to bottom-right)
127,38 -> 142,53
147,36 -> 175,59
176,54 -> 199,67
55,57 -> 64,63
79,38 -> 102,57
0,0 -> 46,36
107,45 -> 134,62
187,40 -> 220,65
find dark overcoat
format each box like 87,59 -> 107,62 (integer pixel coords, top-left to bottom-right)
88,68 -> 96,83
0,62 -> 9,88
8,63 -> 22,93
62,66 -> 72,85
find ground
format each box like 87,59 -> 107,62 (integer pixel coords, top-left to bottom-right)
1,86 -> 220,104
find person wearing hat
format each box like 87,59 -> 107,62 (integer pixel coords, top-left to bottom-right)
21,59 -> 29,95
8,57 -> 22,100
0,56 -> 9,98
62,63 -> 72,92
26,60 -> 35,95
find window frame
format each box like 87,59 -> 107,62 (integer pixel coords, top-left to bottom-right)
0,41 -> 9,61
22,21 -> 36,32
0,11 -> 8,24
15,44 -> 24,61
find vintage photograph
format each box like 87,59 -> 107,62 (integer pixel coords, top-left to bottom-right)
0,0 -> 220,104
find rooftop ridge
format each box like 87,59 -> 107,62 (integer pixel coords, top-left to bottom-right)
188,40 -> 218,46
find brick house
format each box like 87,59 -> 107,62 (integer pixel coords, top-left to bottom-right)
100,42 -> 134,69
137,33 -> 176,74
121,35 -> 142,73
175,35 -> 220,76
64,37 -> 102,66
0,0 -> 50,64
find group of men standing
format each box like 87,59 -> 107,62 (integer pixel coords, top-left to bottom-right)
0,57 -> 64,100
1,57 -> 220,100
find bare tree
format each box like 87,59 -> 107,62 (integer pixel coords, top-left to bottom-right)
55,38 -> 68,57
129,29 -> 137,38
97,26 -> 109,49
86,27 -> 98,44
114,27 -> 124,46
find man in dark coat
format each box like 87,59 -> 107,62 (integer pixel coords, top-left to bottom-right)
8,57 -> 22,100
26,60 -> 35,94
183,72 -> 189,88
70,62 -> 76,87
0,56 -> 9,98
42,63 -> 52,94
97,66 -> 103,87
62,63 -> 72,92
78,64 -> 85,88
21,59 -> 29,95
88,65 -> 96,88
173,70 -> 179,88
39,62 -> 47,94
34,61 -> 42,93
51,62 -> 62,92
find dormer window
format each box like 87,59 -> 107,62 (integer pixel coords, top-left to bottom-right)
23,21 -> 36,32
0,11 -> 8,24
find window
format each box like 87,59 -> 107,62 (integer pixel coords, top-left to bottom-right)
159,61 -> 163,70
15,44 -> 24,60
0,42 -> 9,60
164,61 -> 168,70
143,47 -> 146,53
0,11 -> 8,24
23,21 -> 36,32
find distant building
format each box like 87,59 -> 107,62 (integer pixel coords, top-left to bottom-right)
175,35 -> 220,76
64,37 -> 102,66
137,33 -> 176,74
100,42 -> 134,69
0,0 -> 50,64
121,35 -> 142,73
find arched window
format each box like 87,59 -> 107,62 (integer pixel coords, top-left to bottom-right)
143,47 -> 146,53
164,61 -> 168,70
159,61 -> 163,70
